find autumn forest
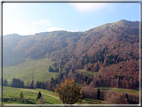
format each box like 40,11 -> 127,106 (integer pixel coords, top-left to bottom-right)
3,19 -> 140,104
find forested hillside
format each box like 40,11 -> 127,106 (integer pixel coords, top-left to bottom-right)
3,19 -> 140,89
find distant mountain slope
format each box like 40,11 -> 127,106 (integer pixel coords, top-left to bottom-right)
3,20 -> 139,87
3,34 -> 26,67
3,57 -> 57,82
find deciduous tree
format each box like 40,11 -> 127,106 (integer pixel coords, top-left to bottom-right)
54,78 -> 82,104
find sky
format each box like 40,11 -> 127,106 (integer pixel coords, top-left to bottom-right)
3,2 -> 140,36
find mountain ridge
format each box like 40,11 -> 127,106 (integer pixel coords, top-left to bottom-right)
4,19 -> 139,37
3,19 -> 140,89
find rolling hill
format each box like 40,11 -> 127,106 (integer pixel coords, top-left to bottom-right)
3,57 -> 57,82
3,19 -> 140,89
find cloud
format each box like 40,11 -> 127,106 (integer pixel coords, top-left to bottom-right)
3,18 -> 79,35
3,19 -> 52,35
70,3 -> 108,12
70,30 -> 78,32
46,27 -> 65,32
3,20 -> 37,35
33,19 -> 51,26
70,3 -> 115,12
46,27 -> 80,32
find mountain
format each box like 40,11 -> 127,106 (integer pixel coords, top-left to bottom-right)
3,20 -> 140,88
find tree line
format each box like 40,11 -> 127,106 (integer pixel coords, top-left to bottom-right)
3,78 -> 24,88
3,78 -> 57,91
3,77 -> 139,104
49,66 -> 59,72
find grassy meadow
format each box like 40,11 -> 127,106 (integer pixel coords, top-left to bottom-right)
98,87 -> 139,94
77,69 -> 98,77
3,57 -> 58,82
3,86 -> 62,104
3,86 -> 107,104
83,98 -> 105,104
110,88 -> 139,94
3,86 -> 139,105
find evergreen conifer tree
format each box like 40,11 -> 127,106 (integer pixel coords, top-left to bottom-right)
30,80 -> 34,88
3,79 -> 8,86
97,88 -> 100,99
19,91 -> 24,100
37,92 -> 42,99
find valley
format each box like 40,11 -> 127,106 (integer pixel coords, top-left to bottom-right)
3,19 -> 140,104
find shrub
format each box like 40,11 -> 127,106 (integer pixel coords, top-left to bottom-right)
19,91 -> 24,100
3,97 -> 36,104
125,92 -> 139,104
82,87 -> 107,100
104,91 -> 128,104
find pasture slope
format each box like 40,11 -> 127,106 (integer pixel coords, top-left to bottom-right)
3,86 -> 61,104
3,57 -> 58,82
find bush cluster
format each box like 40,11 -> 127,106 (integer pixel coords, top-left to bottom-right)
81,87 -> 139,104
3,97 -> 36,104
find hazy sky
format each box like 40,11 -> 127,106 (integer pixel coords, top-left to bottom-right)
3,2 -> 140,35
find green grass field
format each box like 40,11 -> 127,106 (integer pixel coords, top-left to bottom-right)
4,86 -> 138,104
77,69 -> 98,77
3,86 -> 107,104
3,57 -> 58,82
3,86 -> 62,104
75,98 -> 105,104
110,88 -> 139,94
83,98 -> 105,104
33,88 -> 57,97
97,87 -> 139,94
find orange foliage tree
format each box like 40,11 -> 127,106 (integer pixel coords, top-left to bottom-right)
54,78 -> 82,104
